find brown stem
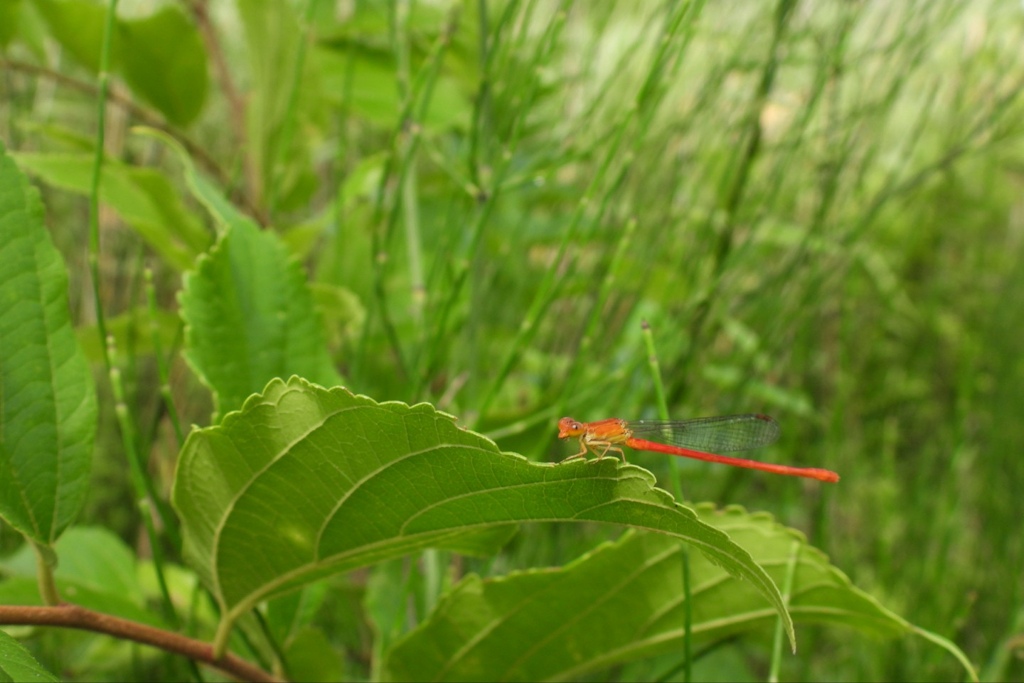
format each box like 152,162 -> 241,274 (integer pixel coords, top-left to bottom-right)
185,0 -> 262,211
0,604 -> 281,682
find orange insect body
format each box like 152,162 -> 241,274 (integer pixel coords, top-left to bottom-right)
557,415 -> 839,483
557,417 -> 633,460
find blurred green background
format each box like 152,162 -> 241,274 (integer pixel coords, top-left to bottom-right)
2,0 -> 1023,679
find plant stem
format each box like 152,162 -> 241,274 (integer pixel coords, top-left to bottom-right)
32,543 -> 60,606
393,0 -> 426,333
0,57 -> 246,210
642,319 -> 690,682
87,0 -> 118,371
107,339 -> 181,625
769,539 -> 801,682
145,269 -> 184,447
266,0 -> 316,218
0,604 -> 279,682
186,0 -> 260,216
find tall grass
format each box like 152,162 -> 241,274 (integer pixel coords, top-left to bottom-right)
355,2 -> 1024,678
3,0 -> 1022,679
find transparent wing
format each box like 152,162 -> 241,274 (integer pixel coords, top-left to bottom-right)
627,414 -> 780,452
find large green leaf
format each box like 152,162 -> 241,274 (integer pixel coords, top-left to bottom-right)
12,152 -> 210,271
383,508 -> 920,681
141,127 -> 342,416
179,221 -> 341,419
0,141 -> 96,545
696,505 -> 911,637
385,506 -> 977,682
117,6 -> 209,126
171,377 -> 792,654
705,506 -> 977,682
0,630 -> 60,683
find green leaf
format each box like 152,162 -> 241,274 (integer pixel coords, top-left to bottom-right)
3,0 -> 47,61
179,221 -> 342,418
132,128 -> 245,233
117,6 -> 209,126
382,506 -> 975,682
142,127 -> 342,415
702,506 -> 978,681
0,527 -> 161,627
0,630 -> 60,683
11,152 -> 210,271
35,1 -> 207,126
0,140 -> 96,544
281,626 -> 345,683
266,581 -> 330,646
365,559 -> 410,669
171,377 -> 792,655
33,0 -> 113,73
696,505 -> 909,638
0,0 -> 22,48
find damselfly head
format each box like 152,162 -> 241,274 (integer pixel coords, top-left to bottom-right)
557,417 -> 585,439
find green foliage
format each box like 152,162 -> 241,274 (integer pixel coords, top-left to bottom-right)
0,141 -> 96,545
12,151 -> 210,270
116,6 -> 209,126
383,510 -> 914,682
0,630 -> 60,683
172,377 -> 793,655
33,0 -> 207,125
179,220 -> 341,418
0,526 -> 159,627
0,1 -> 23,50
30,0 -> 109,72
0,0 -> 1020,680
